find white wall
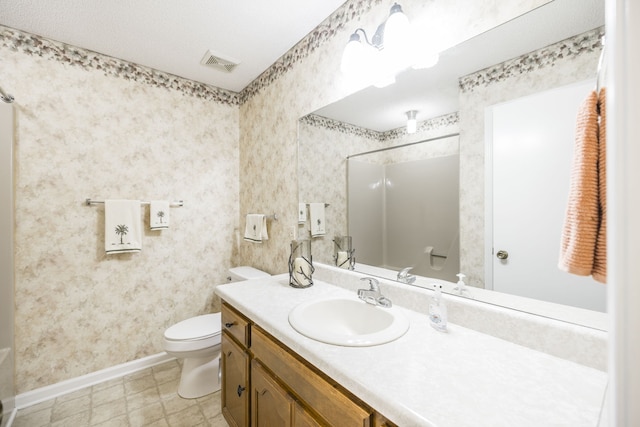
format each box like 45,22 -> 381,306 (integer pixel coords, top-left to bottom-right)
609,0 -> 640,424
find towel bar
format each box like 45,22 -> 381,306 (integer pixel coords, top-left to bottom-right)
303,203 -> 330,207
86,198 -> 184,207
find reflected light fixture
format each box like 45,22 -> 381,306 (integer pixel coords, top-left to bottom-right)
406,110 -> 418,134
340,3 -> 438,86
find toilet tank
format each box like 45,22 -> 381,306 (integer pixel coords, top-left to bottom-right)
227,266 -> 270,282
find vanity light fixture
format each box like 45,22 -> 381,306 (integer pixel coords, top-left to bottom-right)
340,3 -> 438,87
406,110 -> 418,134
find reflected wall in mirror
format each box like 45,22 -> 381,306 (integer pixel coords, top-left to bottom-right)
297,0 -> 606,328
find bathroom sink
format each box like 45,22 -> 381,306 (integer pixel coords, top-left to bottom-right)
288,296 -> 409,346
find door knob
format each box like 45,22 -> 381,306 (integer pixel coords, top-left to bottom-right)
496,250 -> 509,260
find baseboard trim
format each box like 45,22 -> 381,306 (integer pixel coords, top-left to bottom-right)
3,407 -> 17,427
14,352 -> 174,410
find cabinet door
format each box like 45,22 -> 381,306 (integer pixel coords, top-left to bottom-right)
293,402 -> 323,427
251,327 -> 372,426
222,333 -> 250,427
372,412 -> 397,427
251,361 -> 293,427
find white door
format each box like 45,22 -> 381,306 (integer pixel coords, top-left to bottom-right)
487,79 -> 606,312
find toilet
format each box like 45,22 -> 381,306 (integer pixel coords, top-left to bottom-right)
162,266 -> 270,398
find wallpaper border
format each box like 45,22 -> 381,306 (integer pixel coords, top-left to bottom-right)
239,0 -> 383,103
0,24 -> 241,106
3,4 -> 594,106
459,27 -> 604,93
0,0 -> 381,106
301,111 -> 459,142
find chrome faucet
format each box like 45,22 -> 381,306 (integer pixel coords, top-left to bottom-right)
397,267 -> 416,284
357,277 -> 392,307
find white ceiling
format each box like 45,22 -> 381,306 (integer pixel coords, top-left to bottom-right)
0,0 -> 347,93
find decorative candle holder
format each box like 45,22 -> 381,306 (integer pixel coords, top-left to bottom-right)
333,235 -> 355,270
288,239 -> 314,288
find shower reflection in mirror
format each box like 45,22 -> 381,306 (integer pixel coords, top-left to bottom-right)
347,134 -> 460,282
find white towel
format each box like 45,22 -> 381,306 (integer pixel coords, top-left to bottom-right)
150,200 -> 170,230
298,203 -> 307,224
105,200 -> 142,254
309,203 -> 326,237
244,214 -> 268,243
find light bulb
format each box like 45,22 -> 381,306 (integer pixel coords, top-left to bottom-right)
406,110 -> 418,134
340,32 -> 364,75
383,3 -> 412,69
384,4 -> 410,50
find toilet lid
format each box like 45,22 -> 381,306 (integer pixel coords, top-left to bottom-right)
164,313 -> 221,341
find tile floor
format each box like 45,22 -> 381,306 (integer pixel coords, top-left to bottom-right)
12,359 -> 229,427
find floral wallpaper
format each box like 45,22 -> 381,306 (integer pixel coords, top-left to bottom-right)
1,28 -> 239,393
0,25 -> 240,106
2,0 -> 549,394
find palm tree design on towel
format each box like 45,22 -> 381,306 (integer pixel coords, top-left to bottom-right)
157,211 -> 165,224
114,224 -> 129,244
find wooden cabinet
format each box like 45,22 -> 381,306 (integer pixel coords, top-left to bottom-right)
222,333 -> 250,427
221,304 -> 251,427
251,361 -> 293,426
293,401 -> 323,427
372,413 -> 397,427
221,302 -> 397,427
251,327 -> 371,426
222,302 -> 250,346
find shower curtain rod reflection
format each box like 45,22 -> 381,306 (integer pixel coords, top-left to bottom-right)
0,85 -> 14,103
346,132 -> 459,159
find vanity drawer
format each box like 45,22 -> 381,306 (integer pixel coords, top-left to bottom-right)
222,303 -> 251,347
251,326 -> 372,427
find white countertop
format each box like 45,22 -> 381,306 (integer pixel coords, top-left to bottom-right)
216,275 -> 608,427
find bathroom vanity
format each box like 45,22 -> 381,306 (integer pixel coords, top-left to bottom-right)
221,302 -> 393,426
216,273 -> 607,426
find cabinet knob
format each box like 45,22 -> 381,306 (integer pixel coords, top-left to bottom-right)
225,321 -> 236,328
237,385 -> 246,397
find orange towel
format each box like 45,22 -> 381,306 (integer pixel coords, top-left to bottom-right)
592,88 -> 607,283
558,89 -> 607,283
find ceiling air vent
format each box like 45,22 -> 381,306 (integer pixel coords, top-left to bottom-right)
200,50 -> 240,73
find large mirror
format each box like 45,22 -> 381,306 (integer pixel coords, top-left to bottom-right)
298,0 -> 606,329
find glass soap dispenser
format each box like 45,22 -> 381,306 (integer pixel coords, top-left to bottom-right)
429,284 -> 448,332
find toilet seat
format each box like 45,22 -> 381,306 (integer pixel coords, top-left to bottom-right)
164,313 -> 221,342
163,313 -> 222,355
